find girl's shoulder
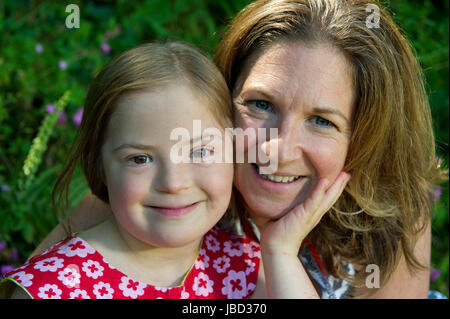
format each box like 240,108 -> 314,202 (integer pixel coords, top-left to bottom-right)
0,236 -> 108,299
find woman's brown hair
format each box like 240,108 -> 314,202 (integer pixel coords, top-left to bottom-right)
214,0 -> 446,297
52,41 -> 232,228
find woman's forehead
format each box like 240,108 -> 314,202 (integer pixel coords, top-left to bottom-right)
235,41 -> 355,111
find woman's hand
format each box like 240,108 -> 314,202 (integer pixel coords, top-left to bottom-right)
259,172 -> 351,298
259,172 -> 351,257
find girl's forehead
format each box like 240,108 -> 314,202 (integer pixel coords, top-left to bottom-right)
105,86 -> 224,143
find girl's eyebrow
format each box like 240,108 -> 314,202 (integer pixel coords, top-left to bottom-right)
113,143 -> 154,153
113,133 -> 222,153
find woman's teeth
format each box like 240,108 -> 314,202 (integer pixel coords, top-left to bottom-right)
256,166 -> 301,183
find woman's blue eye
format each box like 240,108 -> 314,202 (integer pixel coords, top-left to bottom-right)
312,116 -> 334,128
249,100 -> 274,112
129,155 -> 152,165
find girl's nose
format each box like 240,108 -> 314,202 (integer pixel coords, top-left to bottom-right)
154,162 -> 191,194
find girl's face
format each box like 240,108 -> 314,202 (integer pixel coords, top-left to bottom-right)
232,41 -> 355,227
101,83 -> 233,248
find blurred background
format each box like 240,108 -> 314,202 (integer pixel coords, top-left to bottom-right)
0,0 -> 448,296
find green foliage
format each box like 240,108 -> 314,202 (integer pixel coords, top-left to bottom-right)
0,0 -> 448,296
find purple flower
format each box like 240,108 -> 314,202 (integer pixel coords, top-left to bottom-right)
433,187 -> 442,202
45,103 -> 56,113
72,108 -> 84,127
101,42 -> 111,53
430,268 -> 441,281
35,43 -> 43,54
58,60 -> 68,70
0,184 -> 9,192
9,248 -> 18,261
1,265 -> 15,277
0,241 -> 6,253
57,111 -> 67,124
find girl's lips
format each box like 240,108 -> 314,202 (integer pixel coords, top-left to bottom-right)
147,202 -> 201,218
250,163 -> 306,193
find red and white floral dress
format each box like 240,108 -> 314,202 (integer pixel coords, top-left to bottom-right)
1,226 -> 260,299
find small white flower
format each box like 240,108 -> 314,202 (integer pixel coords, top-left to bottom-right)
205,234 -> 220,252
193,272 -> 214,297
34,257 -> 65,272
58,238 -> 95,258
221,270 -> 247,299
58,265 -> 81,288
9,271 -> 33,287
213,255 -> 230,274
37,284 -> 62,299
118,276 -> 146,299
82,260 -> 104,279
224,240 -> 243,257
93,282 -> 114,299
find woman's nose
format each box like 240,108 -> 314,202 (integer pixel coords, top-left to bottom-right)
154,162 -> 191,194
261,116 -> 304,165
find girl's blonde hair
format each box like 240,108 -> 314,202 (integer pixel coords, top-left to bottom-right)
53,41 -> 232,222
214,0 -> 446,297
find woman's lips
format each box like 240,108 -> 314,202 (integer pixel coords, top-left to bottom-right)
250,163 -> 305,193
147,202 -> 201,218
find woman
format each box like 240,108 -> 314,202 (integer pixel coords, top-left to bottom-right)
31,0 -> 445,298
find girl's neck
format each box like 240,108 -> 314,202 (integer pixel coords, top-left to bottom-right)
80,217 -> 202,287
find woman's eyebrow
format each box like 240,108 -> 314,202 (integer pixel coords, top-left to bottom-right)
313,106 -> 350,126
238,85 -> 278,101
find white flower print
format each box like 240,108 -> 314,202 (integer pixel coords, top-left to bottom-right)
93,282 -> 114,299
193,272 -> 214,297
221,270 -> 247,299
247,282 -> 256,295
69,289 -> 91,299
181,289 -> 189,299
57,264 -> 81,288
224,240 -> 243,257
58,238 -> 95,258
205,234 -> 220,252
212,255 -> 230,274
34,257 -> 64,272
9,271 -> 33,287
244,259 -> 256,275
194,249 -> 210,270
154,286 -> 168,292
37,284 -> 62,299
243,241 -> 261,259
119,276 -> 146,299
82,259 -> 104,279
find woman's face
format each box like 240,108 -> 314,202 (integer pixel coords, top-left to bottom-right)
232,41 -> 355,227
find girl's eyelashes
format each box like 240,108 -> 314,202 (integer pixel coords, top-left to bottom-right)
190,146 -> 214,160
127,154 -> 153,165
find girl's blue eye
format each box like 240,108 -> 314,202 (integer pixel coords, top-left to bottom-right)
191,147 -> 213,159
129,155 -> 152,165
249,100 -> 274,112
311,116 -> 334,128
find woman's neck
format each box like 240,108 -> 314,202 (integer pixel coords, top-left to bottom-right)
80,217 -> 202,287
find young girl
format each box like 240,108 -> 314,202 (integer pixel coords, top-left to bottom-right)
0,42 -> 263,299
